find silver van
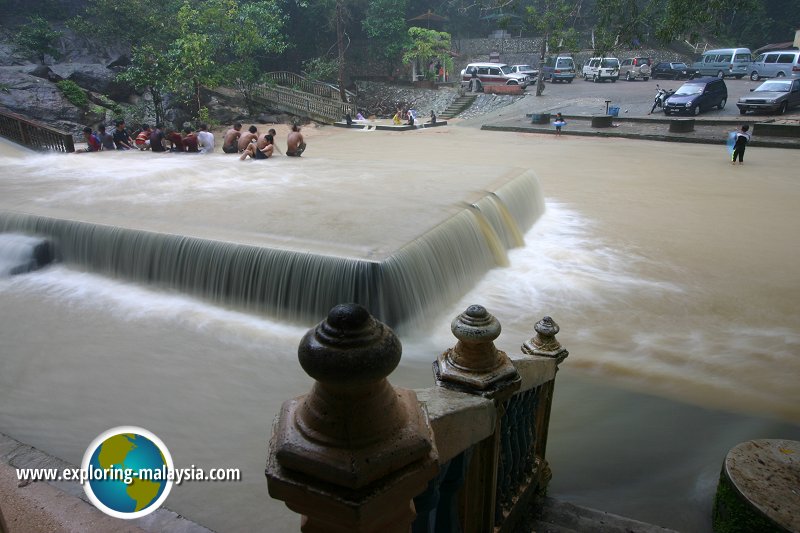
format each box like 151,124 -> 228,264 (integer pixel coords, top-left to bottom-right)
747,50 -> 800,80
693,48 -> 752,79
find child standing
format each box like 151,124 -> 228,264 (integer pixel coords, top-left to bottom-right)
553,113 -> 566,136
731,124 -> 751,165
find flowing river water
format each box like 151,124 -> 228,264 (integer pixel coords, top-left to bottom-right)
1,121 -> 799,532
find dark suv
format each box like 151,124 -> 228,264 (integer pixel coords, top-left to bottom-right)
664,77 -> 728,116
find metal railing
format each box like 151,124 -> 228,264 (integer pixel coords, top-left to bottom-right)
248,83 -> 356,124
264,71 -> 356,101
0,107 -> 74,153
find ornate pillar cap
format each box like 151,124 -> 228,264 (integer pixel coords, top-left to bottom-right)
521,316 -> 568,364
434,305 -> 520,400
267,305 -> 438,530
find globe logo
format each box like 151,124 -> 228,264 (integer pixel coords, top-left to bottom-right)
82,426 -> 174,519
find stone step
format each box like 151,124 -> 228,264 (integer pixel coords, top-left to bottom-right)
440,94 -> 477,119
523,498 -> 679,533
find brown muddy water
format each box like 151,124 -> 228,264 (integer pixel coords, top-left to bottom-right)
1,124 -> 799,532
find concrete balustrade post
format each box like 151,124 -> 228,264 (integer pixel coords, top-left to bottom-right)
520,316 -> 568,489
433,305 -> 521,533
266,303 -> 439,532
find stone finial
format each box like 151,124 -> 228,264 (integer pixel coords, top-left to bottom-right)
267,304 -> 438,532
434,305 -> 520,400
521,316 -> 568,364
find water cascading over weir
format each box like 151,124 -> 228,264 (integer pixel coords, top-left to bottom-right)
0,144 -> 544,327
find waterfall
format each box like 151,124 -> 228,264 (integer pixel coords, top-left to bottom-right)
0,233 -> 54,276
0,171 -> 544,327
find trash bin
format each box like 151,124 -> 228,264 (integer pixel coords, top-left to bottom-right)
608,106 -> 620,117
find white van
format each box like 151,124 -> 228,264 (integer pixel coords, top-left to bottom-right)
693,48 -> 752,79
748,50 -> 800,80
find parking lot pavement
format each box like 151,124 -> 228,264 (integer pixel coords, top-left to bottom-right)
522,76 -> 800,119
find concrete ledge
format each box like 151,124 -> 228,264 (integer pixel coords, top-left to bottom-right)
414,388 -> 495,463
0,432 -> 213,533
528,497 -> 680,532
752,122 -> 800,137
333,121 -> 447,131
526,113 -> 771,126
510,355 -> 557,392
481,124 -> 800,149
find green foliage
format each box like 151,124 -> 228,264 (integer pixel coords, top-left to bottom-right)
712,473 -> 783,533
14,15 -> 61,64
56,80 -> 88,108
650,0 -> 760,44
302,57 -> 339,83
97,95 -> 123,117
593,0 -> 646,53
525,0 -> 579,55
403,27 -> 453,73
68,2 -> 181,45
363,0 -> 409,61
166,0 -> 288,117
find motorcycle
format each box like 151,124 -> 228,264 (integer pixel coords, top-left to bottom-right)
649,84 -> 674,114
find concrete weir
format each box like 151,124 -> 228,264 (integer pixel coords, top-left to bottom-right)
0,146 -> 543,326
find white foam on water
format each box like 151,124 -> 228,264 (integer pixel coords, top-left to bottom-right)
0,265 -> 308,355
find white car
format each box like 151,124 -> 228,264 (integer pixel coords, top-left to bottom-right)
508,64 -> 539,78
582,57 -> 620,83
461,63 -> 530,90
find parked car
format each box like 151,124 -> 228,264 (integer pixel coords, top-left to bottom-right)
460,63 -> 530,91
651,62 -> 698,80
620,57 -> 651,81
747,50 -> 800,81
508,64 -> 539,78
663,77 -> 728,116
692,48 -> 752,79
736,78 -> 800,114
541,56 -> 576,83
582,57 -> 620,82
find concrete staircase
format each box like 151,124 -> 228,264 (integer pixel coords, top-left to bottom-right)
440,94 -> 477,119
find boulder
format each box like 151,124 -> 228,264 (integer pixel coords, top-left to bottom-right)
25,64 -> 63,82
257,113 -> 279,124
0,42 -> 31,67
0,67 -> 83,125
49,63 -> 133,100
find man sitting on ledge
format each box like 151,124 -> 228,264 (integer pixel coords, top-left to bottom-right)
286,124 -> 306,157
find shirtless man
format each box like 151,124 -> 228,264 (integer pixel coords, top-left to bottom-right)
239,131 -> 275,161
286,124 -> 306,157
238,125 -> 259,153
222,123 -> 242,153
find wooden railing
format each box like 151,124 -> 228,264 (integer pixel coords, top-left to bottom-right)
0,107 -> 74,153
264,71 -> 356,101
248,83 -> 356,124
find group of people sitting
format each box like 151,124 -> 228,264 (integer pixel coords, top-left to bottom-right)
77,120 -> 307,158
222,122 -> 306,160
391,108 -> 436,127
78,120 -> 215,154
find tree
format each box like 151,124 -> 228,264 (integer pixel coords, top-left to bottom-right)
14,16 -> 61,65
167,0 -> 288,118
592,0 -> 646,54
116,45 -> 171,125
402,27 -> 453,79
649,0 -> 759,44
362,0 -> 409,68
525,0 -> 580,96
